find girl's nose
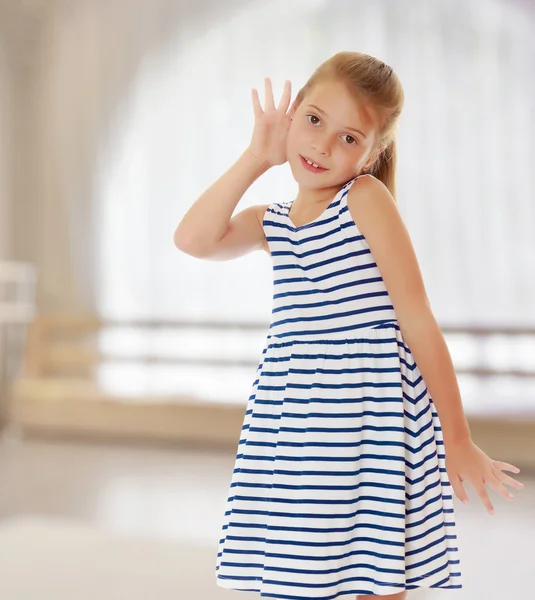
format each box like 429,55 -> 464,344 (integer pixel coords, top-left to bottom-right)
312,138 -> 330,156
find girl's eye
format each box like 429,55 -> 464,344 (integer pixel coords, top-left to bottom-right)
307,115 -> 357,145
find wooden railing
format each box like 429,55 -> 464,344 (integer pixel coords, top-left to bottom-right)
7,314 -> 535,454
19,314 -> 535,380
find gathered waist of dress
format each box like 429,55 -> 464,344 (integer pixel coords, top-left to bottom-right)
265,319 -> 401,346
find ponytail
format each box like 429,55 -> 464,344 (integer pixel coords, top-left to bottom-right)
369,138 -> 398,203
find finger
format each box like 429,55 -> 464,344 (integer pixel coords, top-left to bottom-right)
277,79 -> 292,111
287,94 -> 300,120
449,473 -> 469,505
264,77 -> 275,111
493,460 -> 520,474
473,480 -> 495,515
486,473 -> 515,501
251,88 -> 263,119
493,469 -> 525,490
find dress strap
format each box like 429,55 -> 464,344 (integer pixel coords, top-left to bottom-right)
262,201 -> 289,227
340,173 -> 373,199
337,174 -> 375,222
343,173 -> 372,191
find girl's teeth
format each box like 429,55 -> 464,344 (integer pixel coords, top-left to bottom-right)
306,159 -> 321,168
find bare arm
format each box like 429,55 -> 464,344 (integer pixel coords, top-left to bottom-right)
173,149 -> 270,259
174,78 -> 297,261
346,176 -> 471,447
346,175 -> 526,514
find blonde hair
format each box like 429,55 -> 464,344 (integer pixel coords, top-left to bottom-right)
295,51 -> 404,201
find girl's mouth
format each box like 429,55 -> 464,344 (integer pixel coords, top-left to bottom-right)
300,155 -> 328,173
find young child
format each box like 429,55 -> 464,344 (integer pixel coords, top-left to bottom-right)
174,51 -> 524,600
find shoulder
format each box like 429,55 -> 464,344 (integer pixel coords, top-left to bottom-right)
254,203 -> 272,255
346,174 -> 407,243
347,174 -> 397,222
254,203 -> 273,231
254,203 -> 271,222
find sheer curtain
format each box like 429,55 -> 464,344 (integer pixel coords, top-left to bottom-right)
94,0 -> 535,408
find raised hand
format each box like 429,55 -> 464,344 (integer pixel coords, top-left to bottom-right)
445,437 -> 524,515
247,78 -> 298,168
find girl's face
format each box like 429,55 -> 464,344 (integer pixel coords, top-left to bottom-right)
286,79 -> 380,189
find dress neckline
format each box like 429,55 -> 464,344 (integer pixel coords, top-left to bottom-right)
286,194 -> 338,231
285,176 -> 360,231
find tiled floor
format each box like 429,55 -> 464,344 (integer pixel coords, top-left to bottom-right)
0,425 -> 533,599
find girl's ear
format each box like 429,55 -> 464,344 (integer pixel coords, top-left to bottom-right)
372,145 -> 387,165
289,88 -> 306,117
288,96 -> 300,121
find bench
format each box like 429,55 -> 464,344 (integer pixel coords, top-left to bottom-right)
9,314 -> 245,448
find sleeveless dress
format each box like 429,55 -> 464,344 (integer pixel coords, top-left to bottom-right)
215,175 -> 462,598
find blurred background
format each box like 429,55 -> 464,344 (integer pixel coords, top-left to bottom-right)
0,0 -> 533,598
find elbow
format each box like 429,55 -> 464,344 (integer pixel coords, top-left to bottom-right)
397,302 -> 436,343
173,227 -> 195,255
173,228 -> 208,258
173,227 -> 186,251
173,227 -> 185,250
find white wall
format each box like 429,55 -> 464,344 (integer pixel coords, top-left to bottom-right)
0,34 -> 10,260
3,0 -> 251,313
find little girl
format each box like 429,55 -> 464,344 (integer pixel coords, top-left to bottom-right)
174,51 -> 524,599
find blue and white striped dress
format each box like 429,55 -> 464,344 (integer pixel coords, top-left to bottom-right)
215,174 -> 462,598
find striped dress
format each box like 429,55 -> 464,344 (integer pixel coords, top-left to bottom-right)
215,174 -> 462,598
